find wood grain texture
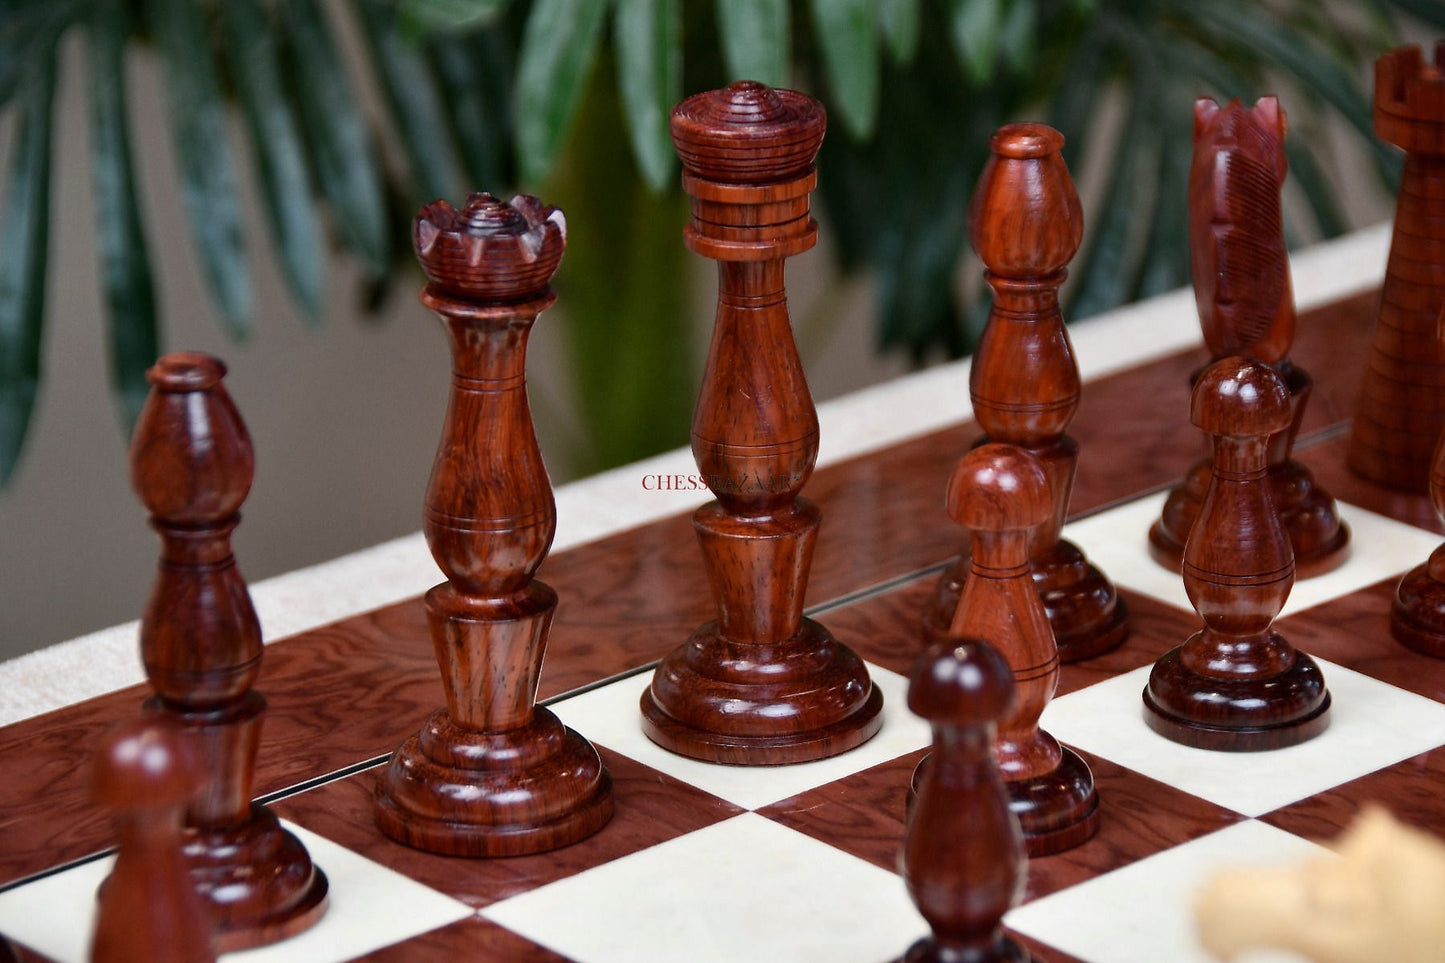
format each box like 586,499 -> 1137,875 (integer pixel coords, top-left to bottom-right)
899,641 -> 1027,963
129,354 -> 328,950
374,194 -> 613,857
928,124 -> 1127,663
1391,346 -> 1445,658
1348,42 -> 1445,491
0,293 -> 1375,888
640,82 -> 883,764
943,444 -> 1098,856
1151,97 -> 1348,577
1145,358 -> 1331,750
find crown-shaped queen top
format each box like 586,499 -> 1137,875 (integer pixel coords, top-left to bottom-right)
413,192 -> 567,301
670,81 -> 826,184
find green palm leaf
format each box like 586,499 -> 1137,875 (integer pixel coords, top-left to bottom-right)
715,0 -> 790,86
514,0 -> 608,186
614,0 -> 682,191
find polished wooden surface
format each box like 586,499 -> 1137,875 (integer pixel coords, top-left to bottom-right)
130,354 -> 327,950
943,444 -> 1098,855
1145,357 -> 1331,750
900,641 -> 1027,963
1392,327 -> 1445,658
928,124 -> 1127,663
641,82 -> 883,764
1151,97 -> 1348,576
1348,43 -> 1445,492
374,194 -> 612,856
90,718 -> 212,963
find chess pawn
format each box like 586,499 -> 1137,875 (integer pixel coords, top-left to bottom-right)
1149,96 -> 1348,577
1145,357 -> 1331,750
374,193 -> 612,855
1348,43 -> 1445,492
943,443 -> 1098,855
1391,352 -> 1445,658
130,354 -> 327,949
639,81 -> 883,764
899,639 -> 1028,963
927,123 -> 1128,663
91,718 -> 213,963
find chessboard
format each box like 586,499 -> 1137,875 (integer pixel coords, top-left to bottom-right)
2,272 -> 1444,963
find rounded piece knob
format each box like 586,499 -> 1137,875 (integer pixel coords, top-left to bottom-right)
969,123 -> 1083,278
945,443 -> 1052,533
907,639 -> 1016,728
1190,356 -> 1292,438
92,718 -> 203,812
670,81 -> 826,183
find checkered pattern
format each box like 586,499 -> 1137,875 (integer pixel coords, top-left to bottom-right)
4,485 -> 1444,963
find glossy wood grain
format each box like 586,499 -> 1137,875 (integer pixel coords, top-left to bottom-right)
130,354 -> 328,950
944,444 -> 1098,855
1391,338 -> 1445,658
374,194 -> 612,857
1151,97 -> 1348,577
899,641 -> 1027,963
0,293 -> 1374,888
640,82 -> 882,764
1348,43 -> 1445,492
1145,358 -> 1331,750
928,124 -> 1127,663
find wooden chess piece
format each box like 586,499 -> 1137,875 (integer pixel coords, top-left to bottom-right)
131,354 -> 327,949
639,81 -> 883,764
1391,333 -> 1445,658
939,442 -> 1098,855
1150,97 -> 1348,577
91,718 -> 213,963
899,639 -> 1028,963
925,123 -> 1128,663
1144,356 -> 1331,750
1348,43 -> 1445,493
374,193 -> 612,855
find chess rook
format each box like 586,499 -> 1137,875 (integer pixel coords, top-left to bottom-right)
940,442 -> 1098,855
640,82 -> 883,764
374,194 -> 612,856
927,123 -> 1127,662
899,640 -> 1028,963
1150,96 -> 1348,577
1348,43 -> 1445,492
1145,357 -> 1331,750
130,354 -> 327,949
91,718 -> 213,963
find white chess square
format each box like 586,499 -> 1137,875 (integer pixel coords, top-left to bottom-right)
1042,657 -> 1445,816
550,662 -> 929,810
482,812 -> 926,963
0,822 -> 473,963
1006,819 -> 1326,963
1067,494 -> 1439,619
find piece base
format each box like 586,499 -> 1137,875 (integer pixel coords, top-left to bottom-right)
374,708 -> 614,857
182,804 -> 329,952
900,935 -> 1030,963
1391,564 -> 1445,658
641,683 -> 883,765
1143,645 -> 1332,751
1034,539 -> 1129,664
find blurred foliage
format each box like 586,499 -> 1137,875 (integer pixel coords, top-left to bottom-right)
1,0 -> 1441,484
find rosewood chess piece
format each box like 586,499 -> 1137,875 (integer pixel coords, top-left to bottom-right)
1150,96 -> 1348,577
91,718 -> 213,963
926,123 -> 1128,663
899,639 -> 1028,963
936,442 -> 1098,856
130,353 -> 327,949
1392,333 -> 1445,658
639,81 -> 883,764
374,193 -> 612,855
1144,357 -> 1331,750
1348,43 -> 1445,492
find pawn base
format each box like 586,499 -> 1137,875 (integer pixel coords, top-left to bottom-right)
1143,642 -> 1331,751
900,935 -> 1030,963
184,803 -> 329,952
374,706 -> 613,857
909,747 -> 1099,857
1391,562 -> 1445,658
641,617 -> 884,765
